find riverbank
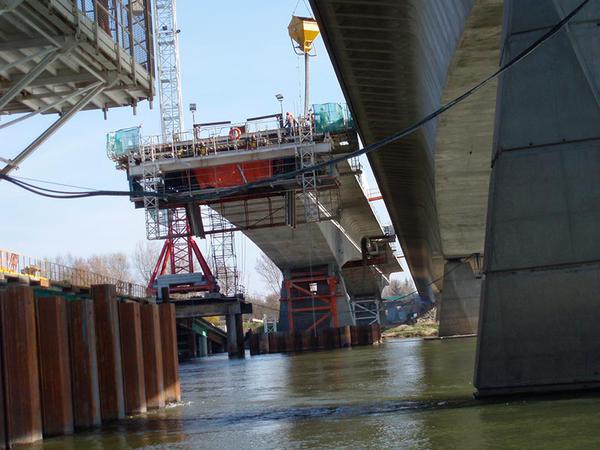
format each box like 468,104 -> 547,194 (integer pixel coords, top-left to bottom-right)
383,320 -> 439,339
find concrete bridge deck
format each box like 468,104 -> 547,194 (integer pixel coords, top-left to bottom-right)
310,0 -> 502,299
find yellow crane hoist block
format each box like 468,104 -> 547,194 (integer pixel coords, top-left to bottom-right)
288,16 -> 320,53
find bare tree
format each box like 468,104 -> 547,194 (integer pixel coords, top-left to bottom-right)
255,253 -> 283,296
55,252 -> 132,282
132,240 -> 161,285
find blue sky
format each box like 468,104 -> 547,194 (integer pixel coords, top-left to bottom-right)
0,1 -> 409,293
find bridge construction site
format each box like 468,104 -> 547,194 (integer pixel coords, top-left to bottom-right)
0,0 -> 399,446
3,0 -> 596,447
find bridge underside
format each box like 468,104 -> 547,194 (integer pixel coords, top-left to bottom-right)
224,161 -> 401,331
311,0 -> 503,302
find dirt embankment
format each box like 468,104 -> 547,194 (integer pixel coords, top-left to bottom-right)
383,308 -> 438,339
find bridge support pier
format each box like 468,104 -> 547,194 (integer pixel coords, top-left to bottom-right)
226,313 -> 244,358
475,0 -> 600,396
438,260 -> 480,337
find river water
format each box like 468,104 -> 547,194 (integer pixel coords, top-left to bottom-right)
36,337 -> 600,449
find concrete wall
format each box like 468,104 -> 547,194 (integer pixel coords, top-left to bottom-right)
475,0 -> 600,395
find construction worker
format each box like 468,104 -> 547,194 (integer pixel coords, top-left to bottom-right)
284,112 -> 298,136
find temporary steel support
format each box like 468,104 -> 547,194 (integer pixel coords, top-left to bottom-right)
284,273 -> 339,333
350,298 -> 382,325
0,82 -> 105,175
298,143 -> 320,223
147,209 -> 217,294
205,206 -> 239,296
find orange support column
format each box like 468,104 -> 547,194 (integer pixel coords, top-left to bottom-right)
0,286 -> 42,446
36,296 -> 74,436
68,299 -> 101,429
118,302 -> 147,415
91,284 -> 125,421
141,304 -> 165,409
159,303 -> 181,404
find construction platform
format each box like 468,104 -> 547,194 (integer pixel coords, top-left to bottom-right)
108,104 -> 400,333
0,0 -> 154,115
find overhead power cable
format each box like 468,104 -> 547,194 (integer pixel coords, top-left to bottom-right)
382,253 -> 476,305
0,0 -> 590,201
0,173 -> 168,200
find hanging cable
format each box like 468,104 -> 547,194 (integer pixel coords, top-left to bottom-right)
382,253 -> 477,305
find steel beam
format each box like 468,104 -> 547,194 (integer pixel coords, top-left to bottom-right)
0,81 -> 102,130
0,82 -> 104,175
0,48 -> 60,112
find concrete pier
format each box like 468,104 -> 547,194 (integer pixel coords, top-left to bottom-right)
438,260 -> 480,337
159,303 -> 181,404
91,285 -> 125,420
226,314 -> 245,358
0,286 -> 42,446
37,296 -> 74,436
475,0 -> 600,396
141,304 -> 165,409
68,300 -> 101,428
118,302 -> 147,415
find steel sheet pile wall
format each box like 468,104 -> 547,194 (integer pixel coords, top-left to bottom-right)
0,284 -> 180,447
248,324 -> 381,356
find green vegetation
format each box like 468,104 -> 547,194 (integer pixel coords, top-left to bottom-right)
383,320 -> 439,339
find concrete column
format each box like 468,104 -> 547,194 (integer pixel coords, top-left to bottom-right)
140,304 -> 165,409
475,0 -> 600,396
36,296 -> 74,436
67,300 -> 101,429
91,285 -> 125,421
0,286 -> 42,446
118,302 -> 147,415
438,260 -> 480,337
235,313 -> 245,357
159,303 -> 181,404
199,334 -> 208,357
226,314 -> 240,358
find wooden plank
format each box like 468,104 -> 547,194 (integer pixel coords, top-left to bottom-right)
159,303 -> 180,404
36,296 -> 74,436
0,286 -> 42,446
68,299 -> 101,429
141,304 -> 165,409
91,284 -> 125,421
118,302 -> 147,415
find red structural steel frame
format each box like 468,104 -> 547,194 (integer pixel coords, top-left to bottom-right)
147,209 -> 217,294
284,274 -> 339,333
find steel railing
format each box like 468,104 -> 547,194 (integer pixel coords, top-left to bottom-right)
0,249 -> 149,298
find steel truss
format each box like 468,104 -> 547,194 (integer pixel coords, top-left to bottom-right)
154,0 -> 184,141
0,0 -> 154,174
283,270 -> 339,333
203,205 -> 240,296
350,297 -> 382,325
147,207 -> 217,294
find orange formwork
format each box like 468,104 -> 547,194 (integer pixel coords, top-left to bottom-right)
193,160 -> 272,189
